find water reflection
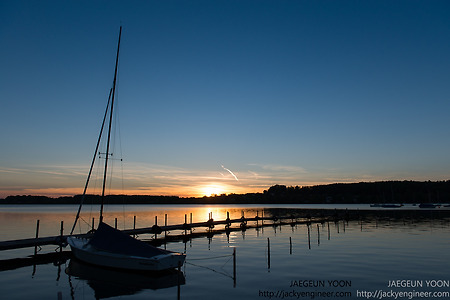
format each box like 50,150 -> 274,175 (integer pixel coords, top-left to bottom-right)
66,259 -> 185,299
1,206 -> 450,300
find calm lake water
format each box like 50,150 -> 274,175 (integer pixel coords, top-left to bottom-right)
1,204 -> 450,299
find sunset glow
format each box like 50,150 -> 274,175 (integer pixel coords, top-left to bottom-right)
201,184 -> 227,197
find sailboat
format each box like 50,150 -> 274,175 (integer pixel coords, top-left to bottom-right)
66,26 -> 185,271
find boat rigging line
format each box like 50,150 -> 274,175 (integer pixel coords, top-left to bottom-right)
70,88 -> 113,235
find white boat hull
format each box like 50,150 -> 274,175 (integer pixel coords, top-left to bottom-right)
67,237 -> 185,271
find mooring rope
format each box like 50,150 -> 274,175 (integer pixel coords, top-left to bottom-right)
186,253 -> 234,279
186,253 -> 233,261
186,261 -> 233,279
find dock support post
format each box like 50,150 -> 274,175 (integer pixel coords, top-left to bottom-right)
155,216 -> 158,239
289,236 -> 292,254
92,218 -> 95,230
307,224 -> 311,249
32,219 -> 40,277
60,221 -> 64,251
115,218 -> 118,229
317,224 -> 320,245
34,219 -> 40,256
267,237 -> 271,270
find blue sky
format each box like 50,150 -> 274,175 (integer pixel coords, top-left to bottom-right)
1,0 -> 450,198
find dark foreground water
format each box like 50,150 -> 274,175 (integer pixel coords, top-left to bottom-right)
1,204 -> 450,299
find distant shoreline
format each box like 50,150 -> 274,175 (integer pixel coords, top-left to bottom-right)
1,180 -> 449,205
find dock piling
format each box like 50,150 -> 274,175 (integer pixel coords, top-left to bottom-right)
59,221 -> 64,251
34,220 -> 40,256
317,224 -> 320,245
154,216 -> 158,239
60,221 -> 64,237
307,224 -> 311,249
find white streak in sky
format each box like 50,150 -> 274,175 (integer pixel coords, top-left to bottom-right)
221,165 -> 239,181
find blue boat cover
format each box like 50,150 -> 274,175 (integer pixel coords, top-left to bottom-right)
88,222 -> 170,258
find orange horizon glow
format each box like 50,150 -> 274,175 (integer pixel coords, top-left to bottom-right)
9,173 -> 437,199
0,184 -> 266,199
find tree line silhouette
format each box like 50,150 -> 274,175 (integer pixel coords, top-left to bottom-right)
1,180 -> 449,204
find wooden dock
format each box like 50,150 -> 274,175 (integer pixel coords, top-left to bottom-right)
0,214 -> 332,251
0,213 -> 334,272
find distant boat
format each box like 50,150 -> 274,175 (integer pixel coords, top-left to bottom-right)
419,203 -> 436,209
370,204 -> 403,208
380,204 -> 403,208
67,26 -> 185,271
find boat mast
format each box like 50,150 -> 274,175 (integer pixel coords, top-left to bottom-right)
100,26 -> 122,224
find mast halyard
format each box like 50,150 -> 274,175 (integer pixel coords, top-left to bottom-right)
100,26 -> 122,224
70,88 -> 113,235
